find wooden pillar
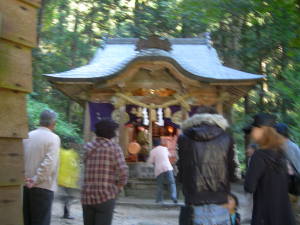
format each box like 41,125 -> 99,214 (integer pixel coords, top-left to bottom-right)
244,94 -> 251,166
181,107 -> 189,121
118,106 -> 127,156
148,112 -> 153,150
83,101 -> 92,142
223,102 -> 232,124
0,0 -> 40,224
216,100 -> 224,115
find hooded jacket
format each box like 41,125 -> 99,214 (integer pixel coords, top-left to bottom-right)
177,113 -> 236,205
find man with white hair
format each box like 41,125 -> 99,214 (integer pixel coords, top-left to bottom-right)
23,109 -> 61,225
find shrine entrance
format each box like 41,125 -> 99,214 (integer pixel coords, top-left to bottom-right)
87,86 -> 194,166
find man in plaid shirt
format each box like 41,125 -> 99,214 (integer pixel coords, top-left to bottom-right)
81,118 -> 128,225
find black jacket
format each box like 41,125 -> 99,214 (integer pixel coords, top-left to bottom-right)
245,149 -> 295,225
177,114 -> 236,205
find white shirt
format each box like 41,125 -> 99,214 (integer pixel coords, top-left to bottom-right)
147,146 -> 173,177
23,127 -> 61,191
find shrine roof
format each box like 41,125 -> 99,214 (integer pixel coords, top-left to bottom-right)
44,38 -> 264,82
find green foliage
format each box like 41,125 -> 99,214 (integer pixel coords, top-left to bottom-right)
27,96 -> 82,143
34,0 -> 300,165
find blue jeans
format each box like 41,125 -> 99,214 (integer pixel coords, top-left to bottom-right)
156,170 -> 177,202
193,204 -> 230,225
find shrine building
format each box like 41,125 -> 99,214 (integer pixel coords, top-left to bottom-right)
44,36 -> 264,177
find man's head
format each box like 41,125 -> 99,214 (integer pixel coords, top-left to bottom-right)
95,118 -> 119,139
152,137 -> 161,147
39,109 -> 57,130
274,123 -> 289,138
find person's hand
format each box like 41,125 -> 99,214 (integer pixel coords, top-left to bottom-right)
25,178 -> 35,188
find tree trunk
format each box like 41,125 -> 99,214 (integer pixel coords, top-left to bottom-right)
133,0 -> 141,37
70,11 -> 79,67
37,0 -> 50,45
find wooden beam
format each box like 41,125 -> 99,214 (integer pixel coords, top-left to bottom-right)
212,82 -> 257,86
83,102 -> 92,142
19,0 -> 41,8
0,0 -> 37,48
54,81 -> 94,85
0,186 -> 23,225
0,138 -> 24,186
104,61 -> 204,88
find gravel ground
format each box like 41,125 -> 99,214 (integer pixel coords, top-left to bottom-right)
51,183 -> 252,225
51,200 -> 180,225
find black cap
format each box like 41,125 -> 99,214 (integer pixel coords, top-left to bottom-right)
274,123 -> 289,138
95,118 -> 119,139
252,113 -> 276,127
243,113 -> 276,134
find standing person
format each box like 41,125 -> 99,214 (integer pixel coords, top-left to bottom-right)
275,123 -> 300,224
244,113 -> 295,225
274,123 -> 300,175
57,137 -> 80,219
177,106 -> 237,225
23,109 -> 61,225
147,137 -> 177,204
81,118 -> 128,225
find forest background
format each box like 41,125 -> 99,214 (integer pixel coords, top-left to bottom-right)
29,0 -> 300,164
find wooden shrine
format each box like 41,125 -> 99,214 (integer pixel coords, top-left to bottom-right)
45,36 -> 264,196
45,36 -> 264,160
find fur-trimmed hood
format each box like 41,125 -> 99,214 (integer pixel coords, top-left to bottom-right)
181,113 -> 229,131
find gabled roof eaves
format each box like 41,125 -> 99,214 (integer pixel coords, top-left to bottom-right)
44,39 -> 264,82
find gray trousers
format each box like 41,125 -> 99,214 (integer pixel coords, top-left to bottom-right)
23,187 -> 54,225
82,199 -> 116,225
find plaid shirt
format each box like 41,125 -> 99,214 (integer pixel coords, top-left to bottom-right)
81,137 -> 128,205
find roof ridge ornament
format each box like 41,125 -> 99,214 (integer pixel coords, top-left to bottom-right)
135,35 -> 172,52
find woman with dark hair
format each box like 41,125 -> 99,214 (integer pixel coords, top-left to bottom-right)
244,113 -> 295,225
81,118 -> 128,225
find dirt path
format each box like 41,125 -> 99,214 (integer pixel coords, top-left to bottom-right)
51,200 -> 180,225
51,183 -> 251,225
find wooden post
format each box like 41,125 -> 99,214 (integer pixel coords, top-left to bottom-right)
223,103 -> 232,124
216,100 -> 224,115
181,107 -> 189,121
148,114 -> 153,150
118,106 -> 127,156
83,101 -> 91,142
0,1 -> 40,224
244,94 -> 250,166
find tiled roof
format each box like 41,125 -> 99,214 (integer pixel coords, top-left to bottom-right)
44,38 -> 264,82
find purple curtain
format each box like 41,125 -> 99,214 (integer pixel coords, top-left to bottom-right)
89,102 -> 114,131
89,102 -> 200,131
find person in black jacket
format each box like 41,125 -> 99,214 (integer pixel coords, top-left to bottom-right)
177,106 -> 237,225
244,113 -> 295,225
